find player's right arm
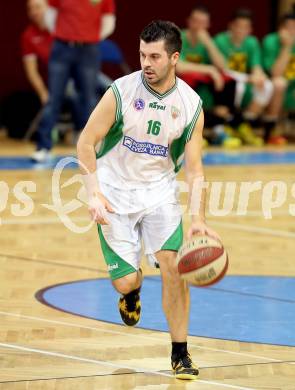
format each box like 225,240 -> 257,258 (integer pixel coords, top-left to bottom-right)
176,61 -> 225,91
23,57 -> 49,105
77,88 -> 116,224
270,30 -> 294,77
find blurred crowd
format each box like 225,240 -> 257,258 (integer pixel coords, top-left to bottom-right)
177,5 -> 295,148
16,1 -> 295,160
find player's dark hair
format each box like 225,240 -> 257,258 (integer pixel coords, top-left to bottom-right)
280,12 -> 295,24
140,20 -> 182,56
231,8 -> 253,22
191,5 -> 210,15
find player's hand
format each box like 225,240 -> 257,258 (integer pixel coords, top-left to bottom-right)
249,72 -> 266,90
196,29 -> 212,45
279,28 -> 294,48
88,192 -> 114,225
208,67 -> 225,91
187,220 -> 221,241
39,90 -> 49,105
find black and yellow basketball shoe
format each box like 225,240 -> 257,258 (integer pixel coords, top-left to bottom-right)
118,286 -> 141,326
171,352 -> 199,380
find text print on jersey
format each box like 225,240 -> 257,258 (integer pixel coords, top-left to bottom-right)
123,136 -> 168,157
149,102 -> 166,110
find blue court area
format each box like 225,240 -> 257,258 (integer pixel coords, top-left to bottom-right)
37,275 -> 295,347
2,150 -> 295,170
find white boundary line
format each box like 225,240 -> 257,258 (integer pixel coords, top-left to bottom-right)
0,311 -> 286,364
0,342 -> 254,390
0,210 -> 293,226
210,221 -> 295,238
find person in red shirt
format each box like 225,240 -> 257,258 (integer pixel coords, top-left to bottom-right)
21,0 -> 54,105
32,0 -> 116,162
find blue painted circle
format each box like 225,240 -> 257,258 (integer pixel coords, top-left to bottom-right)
39,275 -> 295,347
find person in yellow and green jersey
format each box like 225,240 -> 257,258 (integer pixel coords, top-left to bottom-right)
176,5 -> 241,148
262,12 -> 295,143
215,9 -> 285,146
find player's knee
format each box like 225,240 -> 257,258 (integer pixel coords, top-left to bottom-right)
272,77 -> 288,92
160,256 -> 182,285
112,272 -> 138,295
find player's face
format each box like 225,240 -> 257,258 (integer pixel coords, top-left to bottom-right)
284,20 -> 295,37
230,18 -> 252,42
140,40 -> 179,86
27,0 -> 47,25
188,11 -> 210,32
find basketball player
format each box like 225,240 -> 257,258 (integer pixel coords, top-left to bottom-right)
77,20 -> 220,380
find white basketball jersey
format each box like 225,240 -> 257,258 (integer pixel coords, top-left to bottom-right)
96,70 -> 202,190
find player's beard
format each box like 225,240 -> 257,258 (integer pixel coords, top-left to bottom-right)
144,63 -> 174,87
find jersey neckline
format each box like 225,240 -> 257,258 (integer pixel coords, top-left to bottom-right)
141,72 -> 178,100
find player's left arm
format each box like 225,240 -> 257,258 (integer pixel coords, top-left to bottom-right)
184,110 -> 220,240
100,0 -> 116,40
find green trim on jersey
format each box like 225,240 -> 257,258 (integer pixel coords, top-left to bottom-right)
161,221 -> 183,251
141,72 -> 178,100
96,83 -> 124,159
170,99 -> 202,173
96,114 -> 124,159
111,83 -> 122,121
98,225 -> 136,280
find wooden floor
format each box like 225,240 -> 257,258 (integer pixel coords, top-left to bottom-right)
0,137 -> 295,389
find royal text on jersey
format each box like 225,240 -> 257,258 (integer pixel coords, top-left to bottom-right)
149,102 -> 166,111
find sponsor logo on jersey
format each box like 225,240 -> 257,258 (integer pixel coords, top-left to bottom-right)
123,136 -> 168,157
171,106 -> 181,119
133,98 -> 145,111
149,102 -> 166,111
108,263 -> 119,271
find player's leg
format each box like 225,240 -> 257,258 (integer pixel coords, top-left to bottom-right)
262,77 -> 287,144
155,249 -> 198,379
72,44 -> 100,127
142,203 -> 199,379
233,81 -> 264,146
35,40 -> 72,154
156,250 -> 189,341
97,212 -> 143,327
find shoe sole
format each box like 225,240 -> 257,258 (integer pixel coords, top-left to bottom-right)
174,372 -> 199,380
173,368 -> 199,380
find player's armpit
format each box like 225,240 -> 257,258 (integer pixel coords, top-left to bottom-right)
184,110 -> 206,222
78,87 -> 117,148
184,110 -> 204,177
77,88 -> 117,176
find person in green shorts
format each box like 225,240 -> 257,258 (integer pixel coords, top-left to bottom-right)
177,5 -> 241,148
215,8 -> 278,146
77,20 -> 220,380
262,12 -> 295,143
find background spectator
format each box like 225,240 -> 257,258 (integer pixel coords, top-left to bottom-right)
215,9 -> 273,146
263,12 -> 295,143
32,0 -> 116,162
21,0 -> 54,106
176,5 -> 241,148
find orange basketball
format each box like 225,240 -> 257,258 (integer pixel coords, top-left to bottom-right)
177,235 -> 228,287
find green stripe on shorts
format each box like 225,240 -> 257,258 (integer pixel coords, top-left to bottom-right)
161,221 -> 183,251
97,225 -> 136,280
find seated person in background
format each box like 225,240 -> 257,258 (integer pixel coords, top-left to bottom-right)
21,0 -> 54,105
215,9 -> 277,146
262,12 -> 295,144
21,0 -> 81,143
177,5 -> 241,148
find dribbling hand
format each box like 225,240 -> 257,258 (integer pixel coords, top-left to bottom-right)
187,221 -> 221,241
88,193 -> 114,225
